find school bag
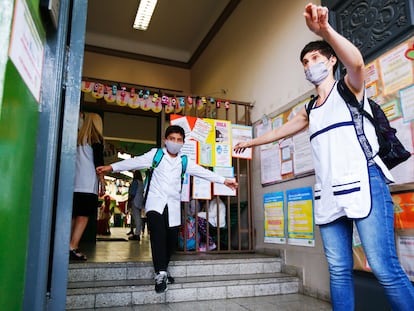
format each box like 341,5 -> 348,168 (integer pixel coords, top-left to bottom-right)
143,148 -> 188,205
306,79 -> 411,169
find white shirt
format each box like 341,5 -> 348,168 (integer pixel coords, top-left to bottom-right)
308,82 -> 393,225
198,198 -> 226,228
111,148 -> 226,227
74,144 -> 99,194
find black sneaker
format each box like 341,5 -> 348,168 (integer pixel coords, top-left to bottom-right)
167,272 -> 175,284
154,271 -> 167,293
128,235 -> 140,241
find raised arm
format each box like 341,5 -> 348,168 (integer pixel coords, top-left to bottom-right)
303,3 -> 365,97
234,106 -> 309,153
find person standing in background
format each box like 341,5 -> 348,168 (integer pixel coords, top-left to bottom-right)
70,112 -> 106,261
127,170 -> 144,241
197,196 -> 226,251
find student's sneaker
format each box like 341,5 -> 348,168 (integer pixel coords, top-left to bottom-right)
154,271 -> 168,293
167,271 -> 175,284
208,242 -> 217,251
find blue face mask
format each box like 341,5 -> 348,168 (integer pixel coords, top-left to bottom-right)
305,61 -> 329,85
165,140 -> 183,155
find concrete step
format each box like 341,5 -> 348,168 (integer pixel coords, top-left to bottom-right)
66,273 -> 299,309
66,256 -> 298,309
68,257 -> 283,283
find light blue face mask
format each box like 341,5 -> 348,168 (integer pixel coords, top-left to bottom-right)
165,140 -> 183,154
305,60 -> 329,85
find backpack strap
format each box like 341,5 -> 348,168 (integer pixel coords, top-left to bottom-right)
337,78 -> 376,125
306,95 -> 318,118
143,148 -> 164,205
180,154 -> 188,187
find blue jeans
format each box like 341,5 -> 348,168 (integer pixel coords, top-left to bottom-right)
319,165 -> 414,311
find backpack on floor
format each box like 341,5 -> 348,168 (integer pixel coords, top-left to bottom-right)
307,79 -> 411,169
143,148 -> 188,205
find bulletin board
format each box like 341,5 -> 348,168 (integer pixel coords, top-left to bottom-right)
257,96 -> 315,186
351,36 -> 414,275
365,36 -> 414,189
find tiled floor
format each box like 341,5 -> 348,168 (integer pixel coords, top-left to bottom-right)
74,227 -> 332,310
82,294 -> 332,311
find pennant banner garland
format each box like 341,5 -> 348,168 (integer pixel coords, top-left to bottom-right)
81,81 -> 230,114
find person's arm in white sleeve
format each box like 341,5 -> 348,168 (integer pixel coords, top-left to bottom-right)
96,148 -> 156,174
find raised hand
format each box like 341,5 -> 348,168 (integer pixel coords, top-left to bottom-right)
303,3 -> 330,36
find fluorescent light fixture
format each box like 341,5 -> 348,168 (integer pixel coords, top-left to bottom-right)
133,0 -> 158,31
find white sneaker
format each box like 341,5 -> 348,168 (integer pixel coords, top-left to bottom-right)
208,243 -> 217,251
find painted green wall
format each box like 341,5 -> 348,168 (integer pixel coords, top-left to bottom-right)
0,0 -> 44,309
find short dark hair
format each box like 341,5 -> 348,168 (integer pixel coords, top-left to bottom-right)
300,40 -> 338,73
165,125 -> 185,140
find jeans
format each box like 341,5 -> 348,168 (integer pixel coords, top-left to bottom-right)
319,165 -> 414,311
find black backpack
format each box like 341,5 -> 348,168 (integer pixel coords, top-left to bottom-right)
307,79 -> 411,169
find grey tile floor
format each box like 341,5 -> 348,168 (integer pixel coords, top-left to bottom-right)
81,294 -> 331,310
75,228 -> 332,310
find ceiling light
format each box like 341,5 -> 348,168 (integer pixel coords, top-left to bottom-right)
133,0 -> 158,31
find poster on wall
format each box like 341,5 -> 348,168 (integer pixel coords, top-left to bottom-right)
392,191 -> 414,230
213,166 -> 236,196
181,139 -> 198,163
286,187 -> 314,247
214,120 -> 232,167
260,144 -> 282,185
192,176 -> 211,200
180,173 -> 190,202
263,192 -> 286,244
231,124 -> 253,159
8,0 -> 45,103
198,118 -> 216,167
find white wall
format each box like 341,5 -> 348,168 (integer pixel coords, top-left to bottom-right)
191,0 -> 330,300
83,52 -> 191,94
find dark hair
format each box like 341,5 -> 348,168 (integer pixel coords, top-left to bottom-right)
165,125 -> 185,140
300,40 -> 338,73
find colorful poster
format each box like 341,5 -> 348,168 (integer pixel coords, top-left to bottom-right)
286,187 -> 314,247
263,192 -> 286,244
189,118 -> 212,143
392,191 -> 414,230
198,118 -> 216,166
379,42 -> 413,95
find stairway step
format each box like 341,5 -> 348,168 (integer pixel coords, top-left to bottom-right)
66,273 -> 299,309
68,257 -> 282,282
